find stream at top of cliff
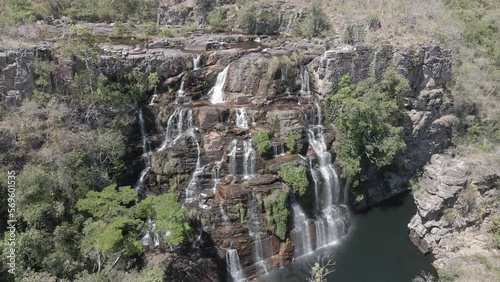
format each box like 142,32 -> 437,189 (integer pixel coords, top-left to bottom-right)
262,192 -> 436,282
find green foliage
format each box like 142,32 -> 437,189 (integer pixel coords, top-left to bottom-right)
237,3 -> 279,34
293,0 -> 333,38
0,0 -> 35,25
207,7 -> 227,32
77,184 -> 143,258
285,130 -> 303,154
324,71 -> 409,187
159,27 -> 174,37
136,193 -> 191,246
279,164 -> 309,197
342,23 -> 366,44
255,129 -> 271,156
263,190 -> 289,240
269,115 -> 281,137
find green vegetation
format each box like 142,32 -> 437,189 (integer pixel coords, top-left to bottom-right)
324,70 -> 409,187
279,164 -> 309,197
77,184 -> 190,273
207,7 -> 227,32
255,129 -> 271,156
0,0 -> 160,25
293,0 -> 333,38
236,3 -> 278,34
491,216 -> 500,249
263,190 -> 289,240
285,130 -> 303,154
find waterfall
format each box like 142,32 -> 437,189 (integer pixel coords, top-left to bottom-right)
135,109 -> 151,191
157,107 -> 194,152
300,69 -> 311,97
247,192 -> 269,275
176,80 -> 185,97
212,160 -> 223,193
220,201 -> 230,225
226,249 -> 247,282
185,136 -> 203,203
291,195 -> 313,256
149,87 -> 158,105
228,139 -> 238,176
272,142 -> 285,157
193,54 -> 202,70
306,101 -> 348,251
141,219 -> 160,247
243,139 -> 256,179
209,65 -> 230,104
236,108 -> 249,129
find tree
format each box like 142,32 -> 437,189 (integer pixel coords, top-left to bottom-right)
307,254 -> 335,282
324,71 -> 409,187
77,184 -> 143,273
136,193 -> 191,247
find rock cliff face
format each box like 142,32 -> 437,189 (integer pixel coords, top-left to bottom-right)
408,154 -> 499,279
1,35 -> 454,280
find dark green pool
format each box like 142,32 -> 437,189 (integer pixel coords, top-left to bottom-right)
262,192 -> 436,282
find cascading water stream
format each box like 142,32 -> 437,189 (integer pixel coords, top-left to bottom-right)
135,109 -> 151,191
243,139 -> 256,179
185,135 -> 203,203
300,69 -> 311,97
209,65 -> 230,104
228,139 -> 238,176
247,192 -> 269,275
193,54 -> 202,70
149,87 -> 158,106
272,142 -> 285,157
226,249 -> 247,282
157,107 -> 193,152
305,101 -> 349,251
236,108 -> 249,129
176,80 -> 185,97
291,193 -> 313,256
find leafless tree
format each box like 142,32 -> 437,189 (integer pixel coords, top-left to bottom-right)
307,253 -> 336,282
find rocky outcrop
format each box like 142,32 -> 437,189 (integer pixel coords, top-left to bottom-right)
308,45 -> 454,207
408,154 -> 499,278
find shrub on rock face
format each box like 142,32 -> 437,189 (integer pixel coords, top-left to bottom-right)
263,190 -> 289,240
279,164 -> 309,197
255,129 -> 271,156
285,130 -> 303,154
207,7 -> 227,32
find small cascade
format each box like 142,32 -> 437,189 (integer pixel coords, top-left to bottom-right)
243,139 -> 256,179
193,54 -> 202,70
141,220 -> 160,247
300,69 -> 311,97
220,201 -> 230,225
185,138 -> 203,203
228,139 -> 238,176
135,109 -> 151,191
157,107 -> 194,152
236,108 -> 249,130
304,101 -> 349,253
291,195 -> 313,256
212,160 -> 223,193
272,142 -> 285,157
209,65 -> 230,104
281,67 -> 290,95
251,116 -> 257,127
176,80 -> 185,97
226,249 -> 247,282
247,192 -> 269,275
149,87 -> 158,105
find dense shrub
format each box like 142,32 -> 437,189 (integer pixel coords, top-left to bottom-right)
263,190 -> 289,240
285,130 -> 303,154
255,129 -> 271,156
207,7 -> 227,32
293,0 -> 333,38
279,164 -> 309,196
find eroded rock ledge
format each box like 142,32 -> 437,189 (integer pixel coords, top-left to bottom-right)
409,153 -> 499,279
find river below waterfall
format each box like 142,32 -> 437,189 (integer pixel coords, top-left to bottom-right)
262,192 -> 436,282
